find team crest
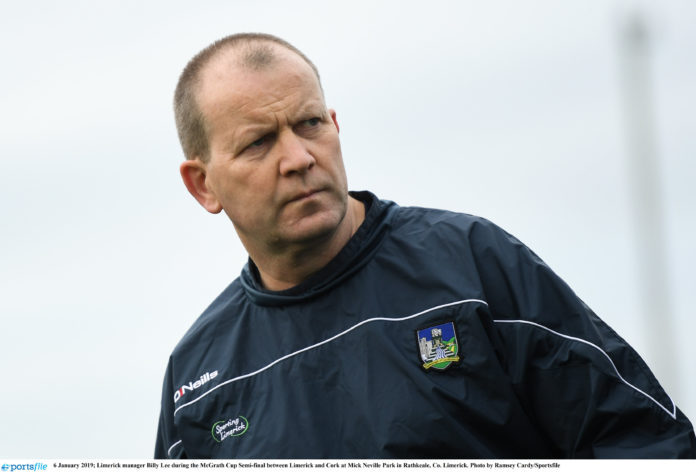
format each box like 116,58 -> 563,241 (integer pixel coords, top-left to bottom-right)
416,321 -> 460,370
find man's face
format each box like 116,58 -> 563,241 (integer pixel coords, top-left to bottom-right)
195,48 -> 349,254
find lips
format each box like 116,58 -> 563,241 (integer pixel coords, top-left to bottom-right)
288,189 -> 322,203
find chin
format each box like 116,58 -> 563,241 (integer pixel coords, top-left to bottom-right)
281,204 -> 347,245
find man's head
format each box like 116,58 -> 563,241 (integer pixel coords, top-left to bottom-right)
174,33 -> 322,162
176,33 -> 354,265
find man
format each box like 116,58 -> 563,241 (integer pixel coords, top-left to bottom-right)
156,33 -> 696,459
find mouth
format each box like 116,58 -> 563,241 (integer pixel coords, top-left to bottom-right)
288,189 -> 323,203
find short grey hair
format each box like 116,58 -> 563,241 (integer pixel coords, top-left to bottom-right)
173,33 -> 321,161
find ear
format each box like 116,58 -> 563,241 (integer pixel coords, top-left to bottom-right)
329,109 -> 339,133
180,159 -> 223,214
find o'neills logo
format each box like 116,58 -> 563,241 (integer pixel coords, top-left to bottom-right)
173,370 -> 218,403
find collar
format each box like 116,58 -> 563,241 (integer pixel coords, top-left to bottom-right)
240,191 -> 397,306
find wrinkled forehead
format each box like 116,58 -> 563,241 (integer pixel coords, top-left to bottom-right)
196,44 -> 322,106
195,44 -> 326,135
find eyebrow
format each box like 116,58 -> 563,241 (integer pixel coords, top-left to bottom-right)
237,102 -> 326,135
221,99 -> 327,153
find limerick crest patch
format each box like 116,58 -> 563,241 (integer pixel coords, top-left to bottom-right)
416,321 -> 460,370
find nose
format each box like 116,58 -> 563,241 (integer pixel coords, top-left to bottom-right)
277,131 -> 316,176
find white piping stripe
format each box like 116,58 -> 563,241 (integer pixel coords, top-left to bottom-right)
167,439 -> 182,458
493,319 -> 677,420
172,298 -> 488,417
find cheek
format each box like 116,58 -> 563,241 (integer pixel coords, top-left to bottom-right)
328,146 -> 348,185
209,163 -> 248,197
207,168 -> 244,213
217,168 -> 277,216
316,137 -> 345,171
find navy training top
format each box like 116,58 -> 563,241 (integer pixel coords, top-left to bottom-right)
155,191 -> 696,459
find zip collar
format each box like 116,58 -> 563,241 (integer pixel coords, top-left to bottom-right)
240,191 -> 397,306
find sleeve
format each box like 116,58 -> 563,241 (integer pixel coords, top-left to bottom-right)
468,218 -> 696,458
155,357 -> 187,459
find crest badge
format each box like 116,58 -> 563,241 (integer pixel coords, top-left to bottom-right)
416,321 -> 460,370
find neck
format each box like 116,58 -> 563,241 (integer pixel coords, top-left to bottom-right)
252,196 -> 365,291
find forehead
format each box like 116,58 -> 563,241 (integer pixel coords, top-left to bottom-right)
196,45 -> 324,123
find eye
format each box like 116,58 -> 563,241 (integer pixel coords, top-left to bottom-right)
296,117 -> 322,135
242,135 -> 270,154
249,136 -> 267,147
302,117 -> 321,128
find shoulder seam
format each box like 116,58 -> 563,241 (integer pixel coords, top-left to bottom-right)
493,318 -> 677,420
